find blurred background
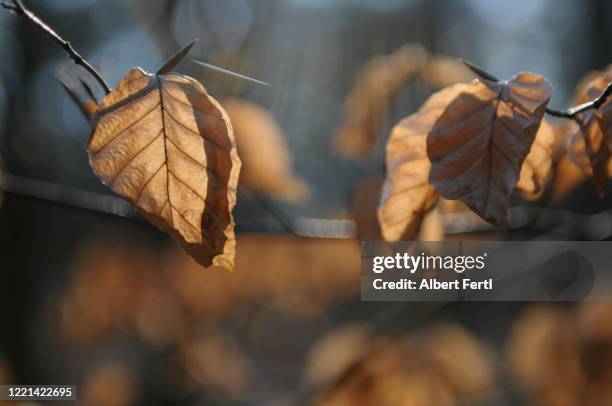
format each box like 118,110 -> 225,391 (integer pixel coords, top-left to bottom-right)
0,0 -> 612,404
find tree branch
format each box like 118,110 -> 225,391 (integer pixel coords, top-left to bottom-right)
545,81 -> 612,118
1,0 -> 111,94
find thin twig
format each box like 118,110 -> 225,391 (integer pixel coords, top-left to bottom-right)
1,0 -> 111,94
545,81 -> 612,118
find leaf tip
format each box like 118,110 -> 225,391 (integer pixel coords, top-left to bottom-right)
156,39 -> 199,75
460,59 -> 500,83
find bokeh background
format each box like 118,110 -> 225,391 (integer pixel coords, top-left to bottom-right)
1,0 -> 612,405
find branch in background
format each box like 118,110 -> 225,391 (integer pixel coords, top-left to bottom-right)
1,0 -> 111,94
461,59 -> 612,120
0,173 -> 134,217
3,172 -> 612,241
239,184 -> 295,233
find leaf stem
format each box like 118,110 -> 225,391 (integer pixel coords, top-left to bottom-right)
1,0 -> 111,94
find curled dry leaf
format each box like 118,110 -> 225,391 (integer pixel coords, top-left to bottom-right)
419,56 -> 476,89
567,111 -> 609,196
417,204 -> 444,241
89,68 -> 241,270
516,119 -> 555,200
378,83 -> 460,241
566,71 -> 612,196
333,44 -> 427,156
222,98 -> 309,203
549,155 -> 587,202
571,65 -> 612,105
427,73 -> 552,227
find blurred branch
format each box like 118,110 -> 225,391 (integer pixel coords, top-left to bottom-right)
444,205 -> 612,240
239,185 -> 295,233
1,0 -> 111,94
0,173 -> 133,218
3,172 -> 611,241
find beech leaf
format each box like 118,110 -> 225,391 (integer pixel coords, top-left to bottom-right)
222,98 -> 309,203
377,85 -> 469,241
567,74 -> 612,196
88,67 -> 241,270
426,72 -> 552,227
334,44 -> 427,156
516,119 -> 555,200
156,39 -> 198,75
567,112 -> 609,196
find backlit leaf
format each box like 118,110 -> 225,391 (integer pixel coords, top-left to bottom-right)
567,112 -> 608,196
377,85 -> 469,241
516,119 -> 555,200
426,73 -> 552,227
567,74 -> 612,196
89,67 -> 241,270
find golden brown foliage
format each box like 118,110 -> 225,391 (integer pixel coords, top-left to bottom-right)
89,67 -> 240,270
317,323 -> 494,406
222,98 -> 309,203
427,73 -> 552,227
59,234 -> 361,346
333,46 -> 477,158
81,363 -> 137,406
507,303 -> 612,405
334,44 -> 428,156
516,119 -> 555,200
419,56 -> 476,89
305,324 -> 371,388
377,96 -> 443,241
567,70 -> 612,196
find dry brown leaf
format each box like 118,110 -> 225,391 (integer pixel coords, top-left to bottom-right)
571,65 -> 612,105
506,303 -> 612,405
419,56 -> 476,88
516,119 -> 555,200
89,67 -> 241,270
424,324 -> 494,400
417,204 -> 445,241
333,44 -> 427,156
317,324 -> 494,406
427,73 -> 552,227
566,69 -> 612,196
351,174 -> 384,240
550,155 -> 587,202
222,98 -> 309,203
378,82 -> 460,241
567,111 -> 609,196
